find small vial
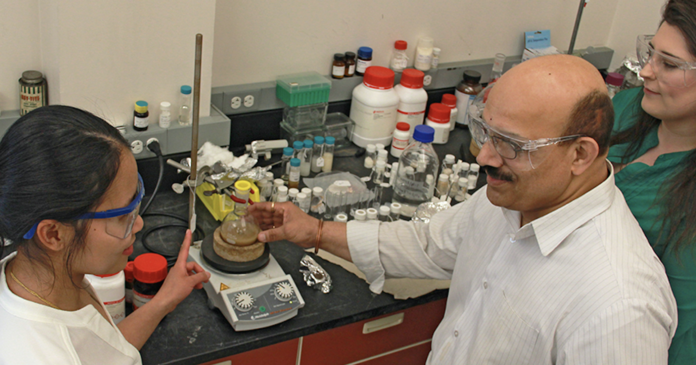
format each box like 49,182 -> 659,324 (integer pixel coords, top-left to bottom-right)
355,47 -> 373,76
468,163 -> 480,190
437,173 -> 450,198
271,178 -> 285,202
322,137 -> 335,173
293,140 -> 304,159
354,209 -> 367,222
431,47 -> 441,69
364,144 -> 377,168
332,53 -> 346,79
373,160 -> 387,185
459,162 -> 470,178
179,85 -> 192,126
344,52 -> 356,77
390,40 -> 409,72
288,158 -> 301,189
301,187 -> 312,197
158,101 -> 171,129
334,213 -> 349,223
311,136 -> 325,173
276,186 -> 289,203
260,172 -> 274,201
301,139 -> 313,177
375,143 -> 385,152
280,147 -> 294,182
297,192 -> 310,213
455,177 -> 470,202
310,187 -> 325,216
389,202 -> 401,221
288,188 -> 299,205
490,53 -> 506,84
366,208 -> 379,221
441,154 -> 455,175
379,205 -> 391,222
377,149 -> 388,164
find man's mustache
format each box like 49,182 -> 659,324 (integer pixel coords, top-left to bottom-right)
483,165 -> 514,182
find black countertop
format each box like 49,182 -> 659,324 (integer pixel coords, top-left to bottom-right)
135,128 -> 482,364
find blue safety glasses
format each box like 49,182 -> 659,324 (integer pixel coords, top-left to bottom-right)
23,174 -> 145,240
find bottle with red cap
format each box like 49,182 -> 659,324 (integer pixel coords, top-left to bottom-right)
441,94 -> 458,131
86,270 -> 126,324
132,253 -> 168,310
349,66 -> 400,148
124,261 -> 134,304
425,103 -> 451,144
394,68 -> 428,136
390,40 -> 409,72
390,122 -> 411,158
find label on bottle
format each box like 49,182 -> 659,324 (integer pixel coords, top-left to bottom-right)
414,52 -> 432,71
347,64 -> 356,76
103,296 -> 126,324
289,170 -> 300,183
159,114 -> 171,128
134,115 -> 149,128
391,136 -> 409,151
316,156 -> 325,167
396,109 -> 425,129
351,99 -> 398,139
332,65 -> 345,77
454,90 -> 476,125
356,59 -> 372,74
20,87 -> 45,116
133,291 -> 155,310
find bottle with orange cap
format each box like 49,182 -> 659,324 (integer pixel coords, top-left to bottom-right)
394,68 -> 428,135
425,103 -> 452,144
441,94 -> 458,131
132,253 -> 168,310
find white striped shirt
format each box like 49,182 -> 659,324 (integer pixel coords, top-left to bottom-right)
347,164 -> 677,364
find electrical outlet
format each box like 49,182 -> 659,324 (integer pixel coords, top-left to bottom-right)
243,95 -> 254,108
131,140 -> 144,154
231,96 -> 242,109
222,87 -> 262,114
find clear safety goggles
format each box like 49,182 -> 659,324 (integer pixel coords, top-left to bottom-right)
637,35 -> 696,88
23,174 -> 145,240
468,85 -> 583,170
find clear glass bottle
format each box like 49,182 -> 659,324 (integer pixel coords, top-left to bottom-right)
389,202 -> 402,221
454,177 -> 470,202
178,85 -> 192,126
280,147 -> 294,183
414,36 -> 434,72
321,136 -> 335,173
467,163 -> 480,190
334,213 -> 349,223
354,209 -> 367,222
431,47 -> 441,69
366,208 -> 379,221
364,144 -> 377,169
441,154 -> 456,176
220,181 -> 260,246
288,158 -> 301,189
271,178 -> 285,202
301,139 -> 313,177
311,136 -> 325,173
276,186 -> 289,202
310,187 -> 324,217
390,40 -> 409,72
379,205 -> 392,222
297,192 -> 310,213
260,172 -> 274,201
373,160 -> 387,185
489,53 -> 506,84
288,188 -> 299,205
392,125 -> 439,217
436,173 -> 450,198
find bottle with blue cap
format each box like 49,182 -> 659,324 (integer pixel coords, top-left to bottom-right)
288,158 -> 301,189
179,85 -> 192,126
280,147 -> 294,182
322,136 -> 335,173
392,124 -> 439,217
355,46 -> 373,76
311,136 -> 325,173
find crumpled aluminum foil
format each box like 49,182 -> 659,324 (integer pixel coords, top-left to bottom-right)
300,255 -> 332,294
411,200 -> 452,224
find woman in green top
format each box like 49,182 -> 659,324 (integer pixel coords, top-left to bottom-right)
609,0 -> 696,363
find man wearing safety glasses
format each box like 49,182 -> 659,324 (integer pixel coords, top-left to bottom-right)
249,54 -> 677,364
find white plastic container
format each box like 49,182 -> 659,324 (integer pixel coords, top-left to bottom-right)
390,122 -> 411,158
86,271 -> 126,324
441,94 -> 458,131
158,101 -> 171,129
350,66 -> 400,148
414,36 -> 435,71
394,69 -> 427,134
424,103 -> 451,144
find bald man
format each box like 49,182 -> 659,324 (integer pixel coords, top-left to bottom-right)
249,55 -> 677,364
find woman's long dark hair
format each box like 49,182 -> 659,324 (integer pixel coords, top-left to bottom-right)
0,105 -> 129,279
610,0 -> 696,254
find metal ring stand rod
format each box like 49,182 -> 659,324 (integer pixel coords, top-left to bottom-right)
189,34 -> 203,225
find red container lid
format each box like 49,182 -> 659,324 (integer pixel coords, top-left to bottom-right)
399,68 -> 424,89
133,253 -> 168,284
396,122 -> 410,131
124,261 -> 135,281
95,272 -> 120,278
606,72 -> 624,87
427,103 -> 451,123
394,40 -> 407,50
441,94 -> 456,108
363,66 -> 395,90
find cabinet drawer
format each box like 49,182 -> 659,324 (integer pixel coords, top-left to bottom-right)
359,341 -> 432,365
300,298 -> 446,365
201,338 -> 299,365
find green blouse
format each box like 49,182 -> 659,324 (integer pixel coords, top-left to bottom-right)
609,87 -> 695,365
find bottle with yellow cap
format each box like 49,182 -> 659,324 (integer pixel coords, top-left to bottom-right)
133,100 -> 149,132
220,180 -> 260,246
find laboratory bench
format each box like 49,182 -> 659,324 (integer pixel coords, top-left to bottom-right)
134,127 -> 483,365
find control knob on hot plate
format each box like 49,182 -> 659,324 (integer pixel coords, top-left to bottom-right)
233,292 -> 255,311
274,282 -> 294,301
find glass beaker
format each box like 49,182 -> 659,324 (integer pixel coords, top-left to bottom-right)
220,181 -> 260,245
